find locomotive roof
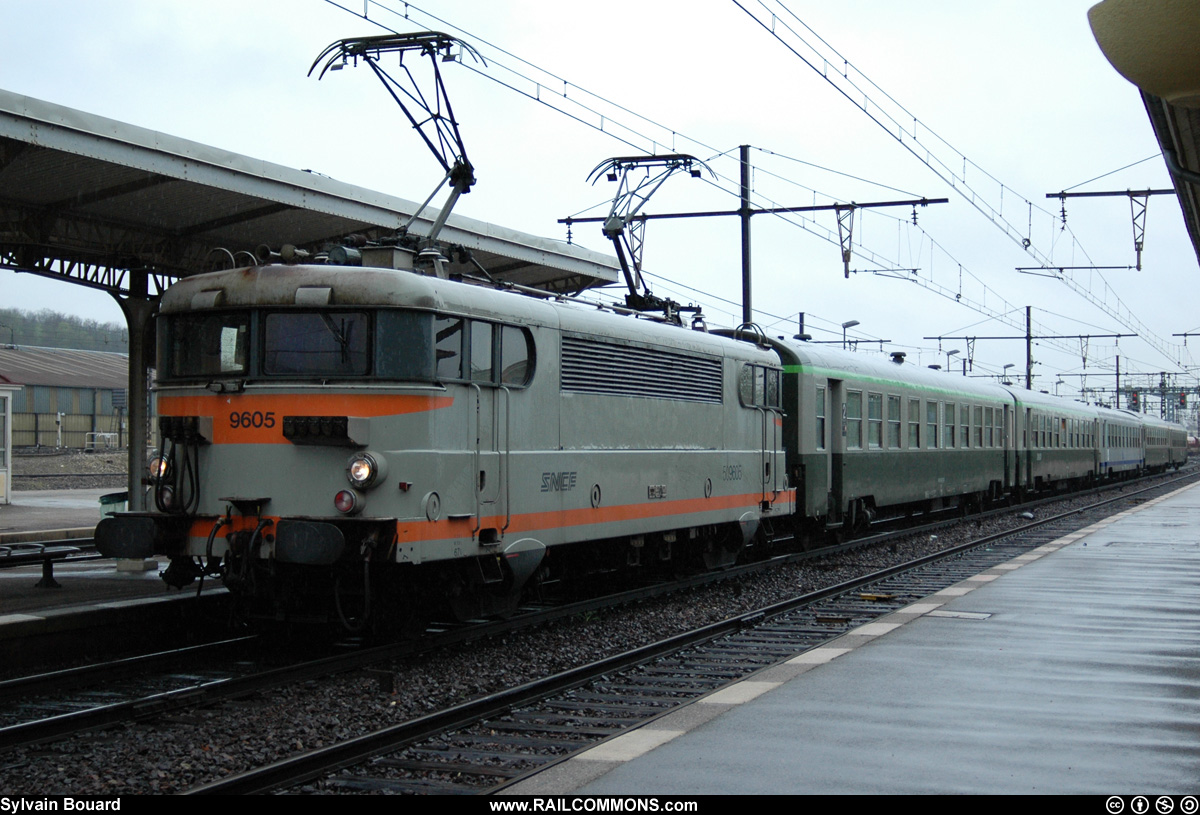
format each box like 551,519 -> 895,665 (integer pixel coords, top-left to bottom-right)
159,264 -> 779,364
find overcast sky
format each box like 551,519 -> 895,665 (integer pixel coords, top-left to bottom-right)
1,0 -> 1192,400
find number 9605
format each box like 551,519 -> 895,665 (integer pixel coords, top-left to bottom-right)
229,411 -> 276,429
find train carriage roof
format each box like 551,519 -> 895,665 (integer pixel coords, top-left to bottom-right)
767,338 -> 1014,403
999,385 -> 1105,419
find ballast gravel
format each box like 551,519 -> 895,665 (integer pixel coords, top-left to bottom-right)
0,481 -> 1178,795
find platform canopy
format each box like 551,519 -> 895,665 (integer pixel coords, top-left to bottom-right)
1089,0 -> 1200,270
0,88 -> 619,299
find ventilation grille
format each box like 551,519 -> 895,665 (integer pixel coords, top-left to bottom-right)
561,336 -> 723,403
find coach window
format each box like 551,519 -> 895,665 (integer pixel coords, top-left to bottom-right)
815,387 -> 826,450
887,395 -> 901,448
435,316 -> 465,380
846,391 -> 863,450
945,403 -> 956,448
867,393 -> 883,449
816,387 -> 826,449
995,410 -> 1004,448
926,401 -> 939,448
961,404 -> 970,448
908,398 -> 921,449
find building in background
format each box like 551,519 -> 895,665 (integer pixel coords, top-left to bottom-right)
0,346 -> 131,450
0,374 -> 19,504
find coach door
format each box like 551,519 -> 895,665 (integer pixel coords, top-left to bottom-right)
1003,403 -> 1013,489
829,379 -> 845,521
1024,408 -> 1033,488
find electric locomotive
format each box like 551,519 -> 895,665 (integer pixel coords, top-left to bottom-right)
96,259 -> 787,626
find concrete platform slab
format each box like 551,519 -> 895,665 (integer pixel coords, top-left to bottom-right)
506,482 -> 1200,795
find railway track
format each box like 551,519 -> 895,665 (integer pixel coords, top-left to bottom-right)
4,467 -> 1185,756
0,467 -> 1191,793
178,469 -> 1199,795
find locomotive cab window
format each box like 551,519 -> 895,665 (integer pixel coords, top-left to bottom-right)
471,321 -> 494,382
738,364 -> 782,409
376,311 -> 435,381
162,312 -> 249,378
264,312 -> 370,376
436,317 -> 534,388
435,316 -> 465,380
500,325 -> 533,386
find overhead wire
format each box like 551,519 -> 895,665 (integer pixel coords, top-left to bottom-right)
324,0 -> 1189,383
1061,154 -> 1163,192
737,0 -> 1190,371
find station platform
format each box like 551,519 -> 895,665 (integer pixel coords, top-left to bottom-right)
507,481 -> 1200,795
0,486 -> 110,543
0,489 -> 221,650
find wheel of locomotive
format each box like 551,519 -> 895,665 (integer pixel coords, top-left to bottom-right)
332,564 -> 371,633
700,521 -> 749,570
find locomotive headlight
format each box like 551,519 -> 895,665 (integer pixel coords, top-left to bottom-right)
148,455 -> 170,480
346,451 -> 387,489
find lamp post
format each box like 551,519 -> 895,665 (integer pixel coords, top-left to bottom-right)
945,349 -> 960,373
841,320 -> 860,350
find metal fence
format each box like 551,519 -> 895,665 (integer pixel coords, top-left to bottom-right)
12,412 -> 126,449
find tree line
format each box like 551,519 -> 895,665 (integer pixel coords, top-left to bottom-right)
0,308 -> 128,353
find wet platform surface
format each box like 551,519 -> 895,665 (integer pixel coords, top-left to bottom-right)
0,487 -> 111,542
0,489 -> 215,640
508,482 -> 1200,795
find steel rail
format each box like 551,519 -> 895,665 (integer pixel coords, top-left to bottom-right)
186,469 -> 1200,795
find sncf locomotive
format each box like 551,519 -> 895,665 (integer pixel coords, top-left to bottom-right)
97,261 -> 786,626
96,259 -> 1187,629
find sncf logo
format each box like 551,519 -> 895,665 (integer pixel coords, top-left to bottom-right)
541,471 -> 578,492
